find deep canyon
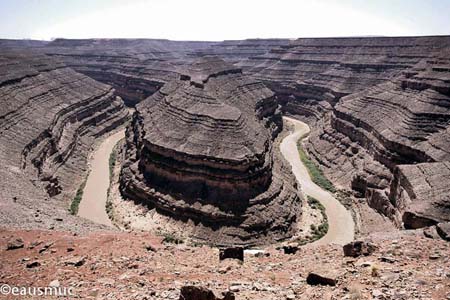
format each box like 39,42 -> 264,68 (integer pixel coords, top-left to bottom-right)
1,36 -> 449,239
1,35 -> 450,299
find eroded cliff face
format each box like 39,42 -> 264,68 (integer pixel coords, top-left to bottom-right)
299,44 -> 450,229
44,39 -> 218,106
246,36 -> 450,122
390,162 -> 450,229
120,57 -> 301,246
42,39 -> 293,107
0,51 -> 129,230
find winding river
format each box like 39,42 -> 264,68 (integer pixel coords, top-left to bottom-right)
78,117 -> 354,245
280,116 -> 355,245
78,129 -> 125,227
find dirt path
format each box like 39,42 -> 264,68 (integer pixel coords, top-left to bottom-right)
78,130 -> 125,227
280,116 -> 354,245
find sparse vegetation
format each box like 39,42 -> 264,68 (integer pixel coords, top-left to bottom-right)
106,139 -> 122,219
371,264 -> 380,277
349,286 -> 363,300
106,147 -> 117,206
161,232 -> 184,244
69,175 -> 89,215
307,195 -> 329,239
297,140 -> 336,193
307,195 -> 325,211
189,240 -> 205,247
109,147 -> 117,179
295,196 -> 329,245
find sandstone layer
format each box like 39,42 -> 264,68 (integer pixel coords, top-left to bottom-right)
120,57 -> 301,246
0,50 -> 129,231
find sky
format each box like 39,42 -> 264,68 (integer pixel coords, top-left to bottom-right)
0,0 -> 449,41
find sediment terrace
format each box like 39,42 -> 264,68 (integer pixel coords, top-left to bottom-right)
119,57 -> 301,246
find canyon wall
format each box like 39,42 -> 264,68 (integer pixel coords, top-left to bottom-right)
246,37 -> 450,229
0,50 -> 129,230
119,57 -> 301,246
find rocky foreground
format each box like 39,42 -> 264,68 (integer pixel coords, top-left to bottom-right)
0,228 -> 449,300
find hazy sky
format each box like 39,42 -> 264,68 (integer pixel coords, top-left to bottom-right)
1,0 -> 449,41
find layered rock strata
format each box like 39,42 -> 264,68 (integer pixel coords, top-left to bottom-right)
0,51 -> 129,230
43,39 -> 291,107
44,39 -> 217,106
248,36 -> 450,121
120,57 -> 300,246
305,50 -> 450,228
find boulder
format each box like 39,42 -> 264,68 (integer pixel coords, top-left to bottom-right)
6,237 -> 24,250
423,226 -> 441,239
26,261 -> 41,268
343,241 -> 377,257
282,244 -> 299,255
306,271 -> 339,286
64,256 -> 87,267
219,247 -> 244,261
179,286 -> 234,300
436,222 -> 450,241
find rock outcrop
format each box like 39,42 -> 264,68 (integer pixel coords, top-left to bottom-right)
179,286 -> 235,300
0,50 -> 129,230
120,57 -> 301,246
391,162 -> 450,229
343,240 -> 377,257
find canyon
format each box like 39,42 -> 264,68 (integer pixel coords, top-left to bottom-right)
0,35 -> 449,299
35,36 -> 450,237
1,35 -> 449,240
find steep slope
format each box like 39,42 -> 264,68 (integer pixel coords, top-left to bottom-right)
120,57 -> 301,246
4,36 -> 449,236
0,51 -> 129,231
